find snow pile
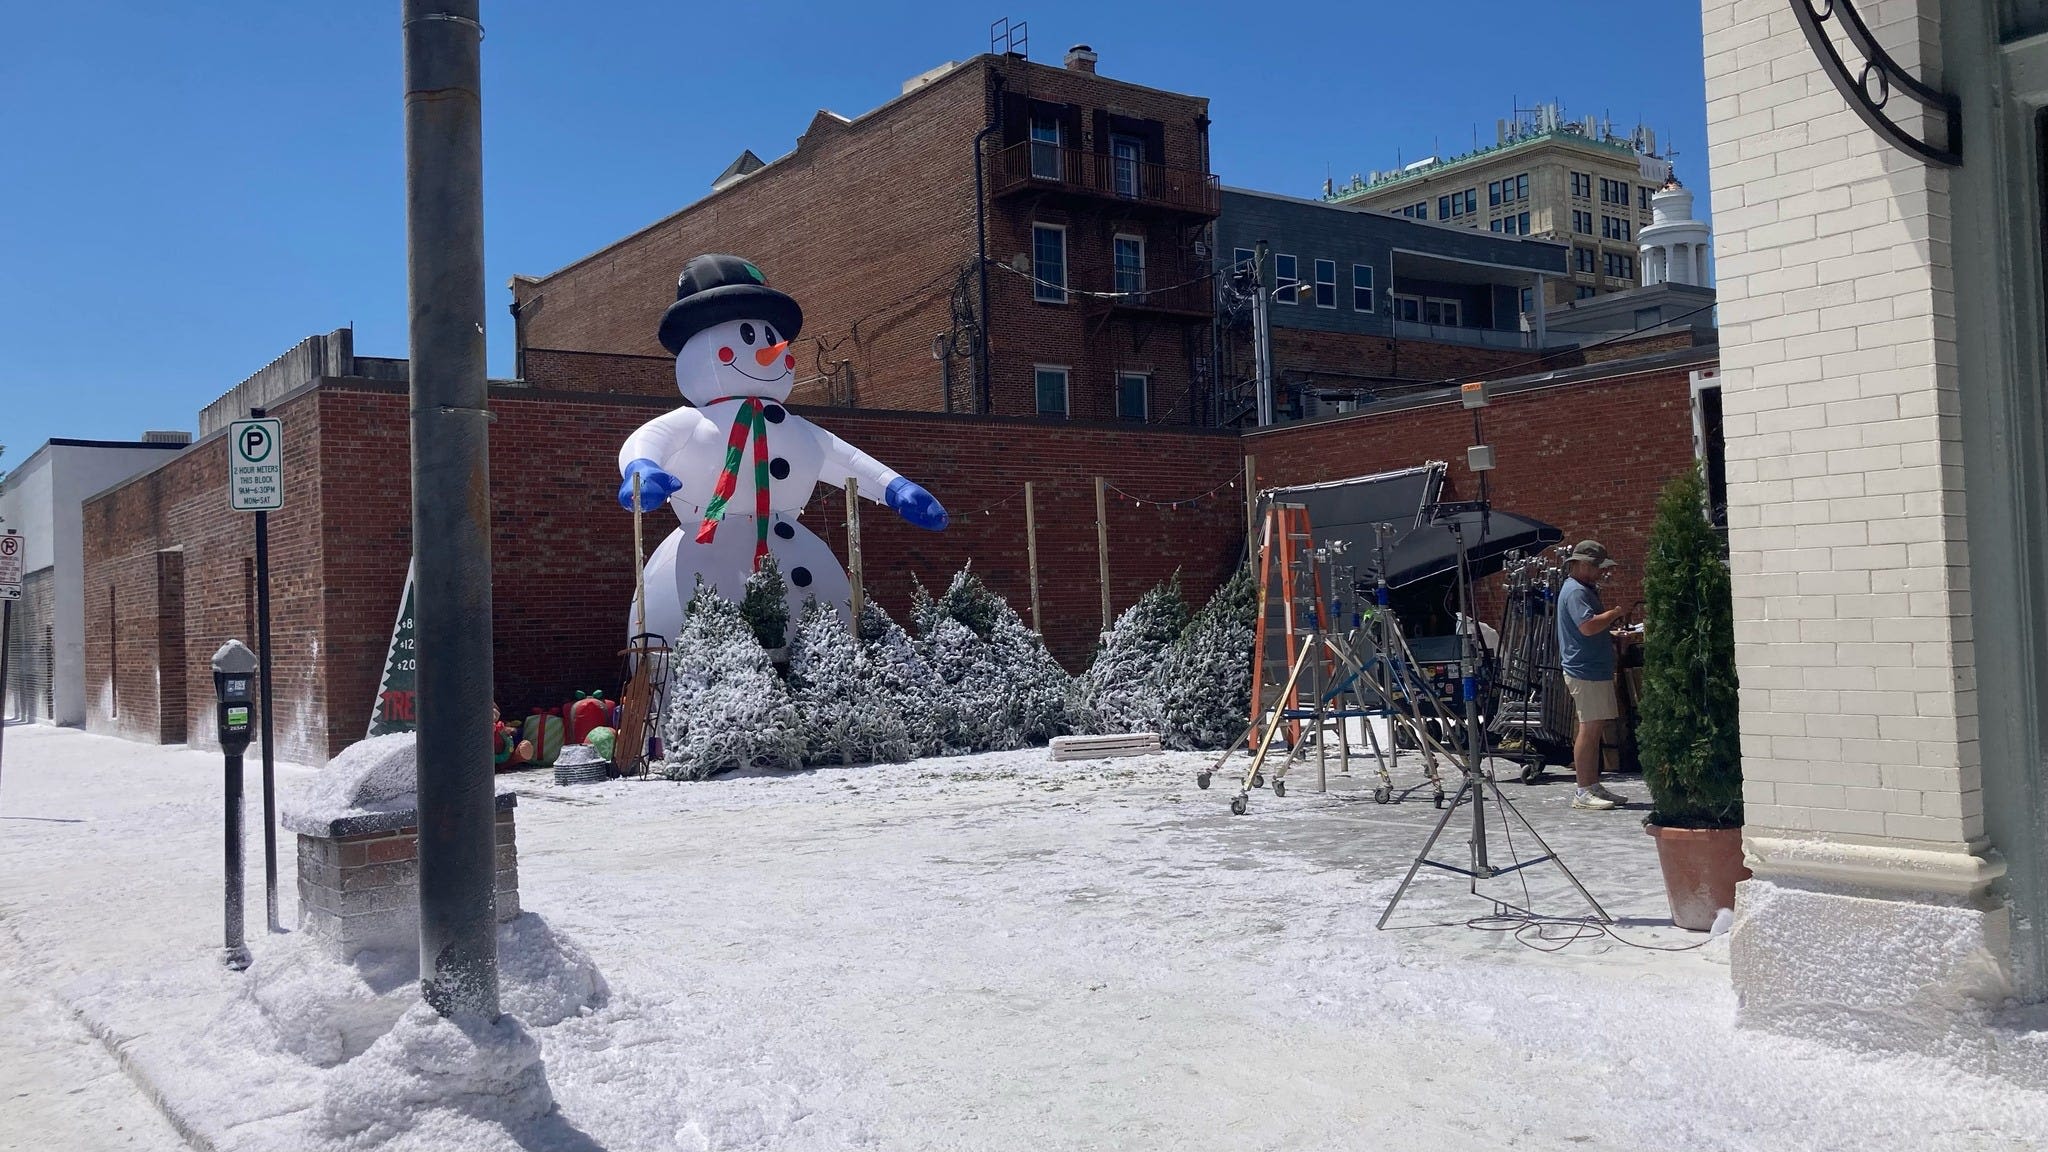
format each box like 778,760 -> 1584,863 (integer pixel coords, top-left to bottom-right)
496,911 -> 610,1027
245,912 -> 607,1071
316,1001 -> 552,1141
282,732 -> 418,834
786,599 -> 913,766
661,584 -> 804,780
247,937 -> 416,1067
1070,577 -> 1189,736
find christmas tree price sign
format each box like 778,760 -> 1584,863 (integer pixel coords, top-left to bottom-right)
227,418 -> 285,512
367,559 -> 418,737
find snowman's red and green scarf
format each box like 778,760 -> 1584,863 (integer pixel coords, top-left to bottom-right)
694,397 -> 771,569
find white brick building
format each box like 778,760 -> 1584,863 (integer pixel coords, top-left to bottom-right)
1704,0 -> 2048,1055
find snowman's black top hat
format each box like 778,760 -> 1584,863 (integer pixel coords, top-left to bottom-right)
657,254 -> 804,354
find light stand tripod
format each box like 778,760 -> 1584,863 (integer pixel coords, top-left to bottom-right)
1377,383 -> 1610,928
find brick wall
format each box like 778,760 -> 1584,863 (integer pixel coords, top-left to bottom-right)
1249,359 -> 1708,617
83,391 -> 325,756
1704,0 -> 1976,850
92,378 -> 1245,762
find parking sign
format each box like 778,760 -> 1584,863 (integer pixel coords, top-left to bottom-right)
0,531 -> 22,600
228,418 -> 284,511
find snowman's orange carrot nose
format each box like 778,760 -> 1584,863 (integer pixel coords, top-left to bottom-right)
755,340 -> 790,367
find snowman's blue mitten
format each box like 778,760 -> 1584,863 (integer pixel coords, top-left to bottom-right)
885,477 -> 948,530
619,459 -> 682,510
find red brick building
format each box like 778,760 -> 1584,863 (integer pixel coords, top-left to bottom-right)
512,46 -> 1220,424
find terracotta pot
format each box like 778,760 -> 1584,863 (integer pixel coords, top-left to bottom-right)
1644,822 -> 1751,931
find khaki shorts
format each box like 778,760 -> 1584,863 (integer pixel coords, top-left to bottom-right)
1565,676 -> 1619,723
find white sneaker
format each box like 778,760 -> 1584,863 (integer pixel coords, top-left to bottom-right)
1572,787 -> 1619,810
1590,783 -> 1627,806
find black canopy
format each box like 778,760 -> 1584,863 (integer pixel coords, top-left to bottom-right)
1264,465 -> 1561,589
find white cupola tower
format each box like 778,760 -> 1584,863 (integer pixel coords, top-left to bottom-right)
1639,175 -> 1712,287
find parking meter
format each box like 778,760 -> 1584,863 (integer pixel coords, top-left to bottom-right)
212,640 -> 257,969
214,641 -> 257,757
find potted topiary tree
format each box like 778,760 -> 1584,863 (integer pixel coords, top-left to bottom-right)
1636,465 -> 1749,930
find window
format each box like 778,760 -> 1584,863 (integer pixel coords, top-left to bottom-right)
1577,284 -> 1598,300
1572,210 -> 1593,234
1113,234 -> 1145,295
1490,218 -> 1502,232
1400,201 -> 1428,219
1313,258 -> 1337,308
1497,212 -> 1532,236
1274,253 -> 1299,304
1600,177 -> 1634,206
1489,180 -> 1502,206
1392,293 -> 1422,322
1602,215 -> 1632,241
1232,247 -> 1256,288
1461,188 -> 1476,216
1605,251 -> 1637,279
1574,246 -> 1597,273
1693,371 -> 1728,528
1639,185 -> 1652,211
1518,211 -> 1530,234
1422,297 -> 1462,326
1519,287 -> 1534,314
1438,192 -> 1475,219
1030,114 -> 1064,180
1572,171 -> 1592,198
1032,223 -> 1067,303
1035,366 -> 1070,417
1438,194 -> 1451,219
1110,133 -> 1145,199
1515,173 -> 1528,200
1351,263 -> 1374,311
1115,372 -> 1148,421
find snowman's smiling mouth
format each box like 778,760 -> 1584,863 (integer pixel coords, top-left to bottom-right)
726,363 -> 790,384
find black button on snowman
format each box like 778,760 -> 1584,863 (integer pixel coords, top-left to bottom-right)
617,254 -> 948,641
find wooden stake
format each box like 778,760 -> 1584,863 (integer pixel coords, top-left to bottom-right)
632,472 -> 646,637
1095,476 -> 1112,631
845,476 -> 864,637
1243,453 -> 1258,566
1025,480 -> 1042,634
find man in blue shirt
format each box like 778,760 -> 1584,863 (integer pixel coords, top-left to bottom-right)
1557,540 -> 1630,810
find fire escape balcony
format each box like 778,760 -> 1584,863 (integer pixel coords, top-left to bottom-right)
1095,273 -> 1214,319
991,142 -> 1221,218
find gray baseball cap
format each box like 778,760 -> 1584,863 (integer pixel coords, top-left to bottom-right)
1567,540 -> 1618,568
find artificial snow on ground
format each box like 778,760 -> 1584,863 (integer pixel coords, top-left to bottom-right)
4,724 -> 2048,1151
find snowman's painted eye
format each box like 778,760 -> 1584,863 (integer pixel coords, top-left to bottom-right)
764,324 -> 779,344
739,323 -> 756,345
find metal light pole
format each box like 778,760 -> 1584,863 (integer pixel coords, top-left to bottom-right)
1252,240 -> 1273,427
403,0 -> 499,1020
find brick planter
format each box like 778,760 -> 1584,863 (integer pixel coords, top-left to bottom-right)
295,792 -> 519,961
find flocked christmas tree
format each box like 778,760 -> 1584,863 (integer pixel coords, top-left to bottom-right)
988,597 -> 1070,743
786,598 -> 913,766
660,581 -> 804,780
858,600 -> 955,757
907,564 -> 1069,752
739,554 -> 791,654
1636,466 -> 1743,828
1071,576 -> 1190,735
1156,566 -> 1258,750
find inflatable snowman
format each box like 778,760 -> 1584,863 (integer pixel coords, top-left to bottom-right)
616,254 -> 948,641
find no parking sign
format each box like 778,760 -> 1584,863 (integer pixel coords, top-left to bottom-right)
0,530 -> 23,600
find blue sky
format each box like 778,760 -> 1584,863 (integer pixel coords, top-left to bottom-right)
0,1 -> 1709,460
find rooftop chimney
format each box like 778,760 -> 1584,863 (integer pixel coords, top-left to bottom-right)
1064,44 -> 1097,73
